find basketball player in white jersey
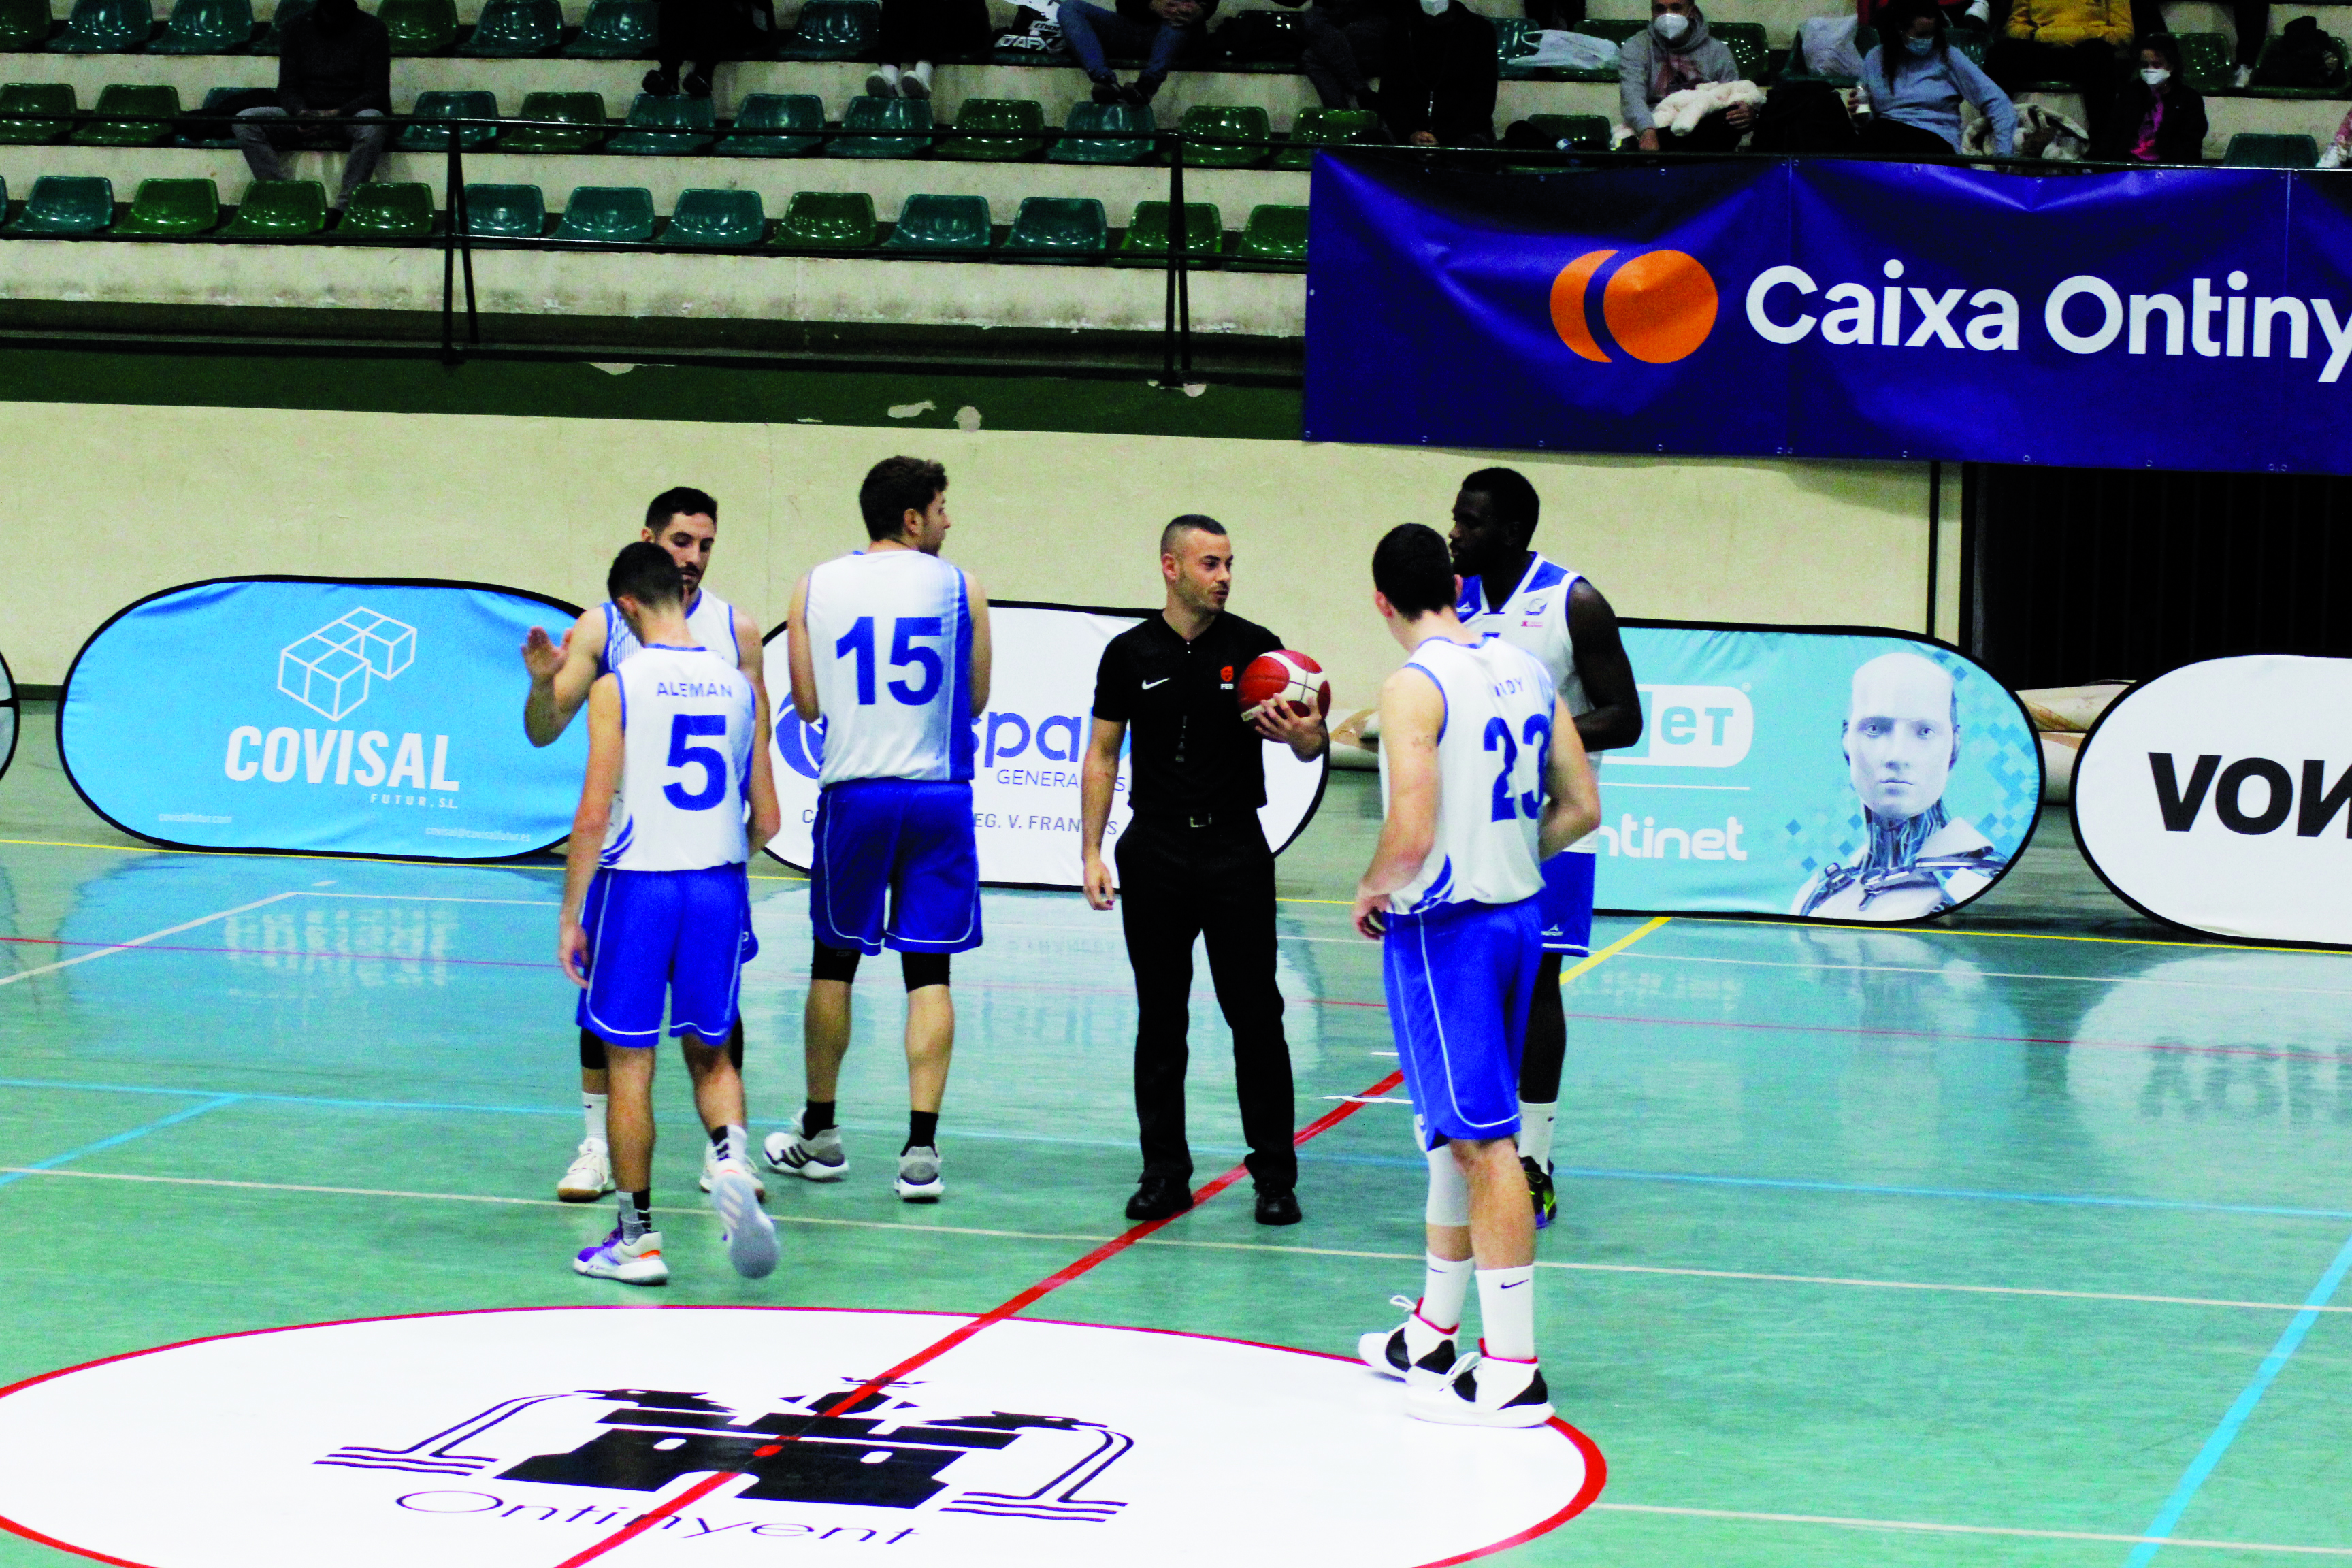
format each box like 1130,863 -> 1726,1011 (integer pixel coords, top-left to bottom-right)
559,543 -> 782,1286
764,457 -> 992,1203
520,487 -> 771,1209
1448,468 -> 1641,1231
1353,523 -> 1600,1427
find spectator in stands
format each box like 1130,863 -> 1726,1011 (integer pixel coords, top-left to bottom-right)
2321,103 -> 2352,168
1371,0 -> 1498,143
1987,0 -> 2131,150
867,0 -> 992,98
1857,0 -> 1989,35
646,0 -> 732,98
232,0 -> 389,210
1059,0 -> 1220,105
1620,0 -> 1750,151
2097,33 -> 2208,160
1281,0 -> 1392,112
1859,0 -> 2014,154
2227,0 -> 2266,87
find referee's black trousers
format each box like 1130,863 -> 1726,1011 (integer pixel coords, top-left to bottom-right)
1115,815 -> 1298,1191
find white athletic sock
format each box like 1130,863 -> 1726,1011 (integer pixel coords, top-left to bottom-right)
1517,1101 -> 1556,1171
1420,1252 -> 1474,1331
716,1123 -> 747,1166
1477,1265 -> 1537,1362
583,1092 -> 608,1145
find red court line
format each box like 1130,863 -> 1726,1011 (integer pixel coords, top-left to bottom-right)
550,1068 -> 1413,1568
1565,1008 -> 2352,1064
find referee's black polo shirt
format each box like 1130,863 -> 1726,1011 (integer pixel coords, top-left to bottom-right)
1092,610 -> 1281,821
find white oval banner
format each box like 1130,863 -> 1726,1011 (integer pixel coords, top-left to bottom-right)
762,602 -> 1328,888
0,1307 -> 1601,1568
2073,654 -> 2352,945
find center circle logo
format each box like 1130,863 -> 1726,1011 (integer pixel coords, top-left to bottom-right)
0,1307 -> 1604,1568
1550,249 -> 1718,365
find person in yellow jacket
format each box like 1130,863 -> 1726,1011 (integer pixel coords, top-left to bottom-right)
1987,0 -> 2134,149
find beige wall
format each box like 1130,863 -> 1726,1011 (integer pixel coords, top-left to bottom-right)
16,401 -> 1936,708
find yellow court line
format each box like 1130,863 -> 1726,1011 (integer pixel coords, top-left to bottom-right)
1562,915 -> 1672,983
1588,1503 -> 2352,1556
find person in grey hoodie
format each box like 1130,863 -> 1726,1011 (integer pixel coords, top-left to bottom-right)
1859,0 -> 2016,154
1619,0 -> 1748,150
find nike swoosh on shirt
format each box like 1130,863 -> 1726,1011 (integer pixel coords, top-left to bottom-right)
1141,679 -> 1171,689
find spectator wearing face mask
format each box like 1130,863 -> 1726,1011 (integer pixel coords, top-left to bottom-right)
232,0 -> 390,209
1859,0 -> 2014,154
1620,0 -> 1749,152
1371,0 -> 1498,144
2098,33 -> 2208,161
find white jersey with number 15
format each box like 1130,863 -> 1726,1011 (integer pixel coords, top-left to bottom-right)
803,550 -> 977,787
1382,634 -> 1558,915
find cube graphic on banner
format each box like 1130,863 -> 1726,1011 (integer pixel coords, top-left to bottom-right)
278,609 -> 418,721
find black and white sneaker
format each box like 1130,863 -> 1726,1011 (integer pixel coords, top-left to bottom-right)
1407,1343 -> 1554,1428
762,1113 -> 847,1182
894,1145 -> 943,1202
1356,1295 -> 1459,1392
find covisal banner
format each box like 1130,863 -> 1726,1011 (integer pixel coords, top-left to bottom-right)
1591,624 -> 2041,921
763,603 -> 1327,888
1307,154 -> 2352,474
61,578 -> 587,860
2072,655 -> 2352,945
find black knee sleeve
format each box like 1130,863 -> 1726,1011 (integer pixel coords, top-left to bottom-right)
728,1013 -> 745,1071
1520,952 -> 1567,1102
811,942 -> 862,983
579,1028 -> 607,1071
901,952 -> 950,992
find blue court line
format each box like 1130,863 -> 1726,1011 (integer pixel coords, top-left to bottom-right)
0,1093 -> 244,1191
2121,1225 -> 2352,1566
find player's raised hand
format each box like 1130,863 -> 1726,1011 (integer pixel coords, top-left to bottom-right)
559,920 -> 591,987
522,625 -> 566,682
1351,887 -> 1390,941
1083,852 -> 1116,913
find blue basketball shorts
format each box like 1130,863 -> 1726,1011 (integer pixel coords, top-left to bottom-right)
1382,897 -> 1542,1149
810,777 -> 983,956
574,864 -> 756,1050
1538,849 -> 1597,957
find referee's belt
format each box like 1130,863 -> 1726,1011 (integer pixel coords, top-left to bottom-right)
1130,805 -> 1254,830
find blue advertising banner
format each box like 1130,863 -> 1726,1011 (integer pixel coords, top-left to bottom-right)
0,644 -> 15,788
1589,623 -> 2042,921
60,578 -> 587,860
1305,154 -> 2352,474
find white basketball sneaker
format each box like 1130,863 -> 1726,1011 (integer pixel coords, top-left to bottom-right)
700,1141 -> 767,1200
710,1164 -> 779,1279
557,1139 -> 613,1203
1407,1344 -> 1554,1428
1358,1295 -> 1460,1392
574,1228 -> 667,1286
895,1145 -> 943,1202
763,1115 -> 848,1182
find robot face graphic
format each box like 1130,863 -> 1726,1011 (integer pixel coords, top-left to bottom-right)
1843,652 -> 1957,822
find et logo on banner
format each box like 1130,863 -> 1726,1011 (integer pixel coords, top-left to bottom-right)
1550,250 -> 1718,365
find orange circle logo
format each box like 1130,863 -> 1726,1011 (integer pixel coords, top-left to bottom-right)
1550,249 -> 1718,365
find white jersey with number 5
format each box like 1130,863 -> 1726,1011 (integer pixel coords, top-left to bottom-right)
804,550 -> 976,787
600,644 -> 757,872
1382,634 -> 1556,915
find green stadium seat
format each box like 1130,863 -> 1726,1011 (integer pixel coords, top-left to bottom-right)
2250,35 -> 2348,97
1542,16 -> 1637,79
497,89 -> 604,150
1115,198 -> 1221,265
112,176 -> 220,234
174,84 -> 253,145
1492,15 -> 1537,68
555,183 -> 655,241
830,95 -> 932,157
661,186 -> 765,245
716,91 -> 821,155
221,176 -> 326,235
336,178 -> 435,235
938,96 -> 1043,161
463,0 -> 560,55
606,91 -> 715,153
379,0 -> 456,54
0,0 -> 54,51
47,0 -> 150,50
883,191 -> 990,252
250,0 -> 306,50
2225,131 -> 2318,165
1215,4 -> 1298,66
459,180 -> 544,235
150,0 -> 253,50
1230,201 -> 1307,270
774,189 -> 877,248
1711,21 -> 1768,80
4,173 -> 112,233
1177,103 -> 1269,167
562,0 -> 653,56
1003,193 -> 1105,259
393,88 -> 497,150
1047,101 -> 1152,164
2173,31 -> 2232,93
1519,111 -> 1608,151
69,82 -> 177,144
0,83 -> 76,144
1578,17 -> 1643,42
1273,105 -> 1378,169
776,0 -> 877,61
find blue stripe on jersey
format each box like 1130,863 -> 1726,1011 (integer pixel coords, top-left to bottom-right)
947,571 -> 976,782
1526,559 -> 1569,593
599,604 -> 619,676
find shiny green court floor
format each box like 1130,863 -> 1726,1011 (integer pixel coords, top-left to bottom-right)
3,712 -> 2350,1566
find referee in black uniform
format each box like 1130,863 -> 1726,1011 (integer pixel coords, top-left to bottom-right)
1081,516 -> 1328,1226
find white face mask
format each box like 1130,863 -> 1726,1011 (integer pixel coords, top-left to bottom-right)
2140,65 -> 2170,85
1419,0 -> 1448,16
1652,11 -> 1689,39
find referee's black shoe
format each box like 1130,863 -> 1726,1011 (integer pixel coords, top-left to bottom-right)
1254,1188 -> 1302,1226
1126,1175 -> 1194,1222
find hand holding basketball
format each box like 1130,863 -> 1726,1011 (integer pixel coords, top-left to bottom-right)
1239,650 -> 1333,722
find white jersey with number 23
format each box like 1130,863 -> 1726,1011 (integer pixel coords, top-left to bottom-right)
1382,634 -> 1557,915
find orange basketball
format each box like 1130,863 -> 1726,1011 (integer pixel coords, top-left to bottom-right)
1239,650 -> 1333,720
